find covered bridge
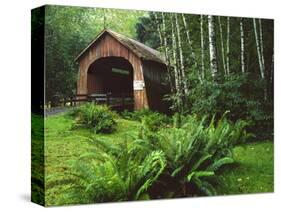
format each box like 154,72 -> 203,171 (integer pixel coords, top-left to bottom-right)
75,29 -> 170,112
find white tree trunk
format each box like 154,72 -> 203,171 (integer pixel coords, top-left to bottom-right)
253,18 -> 267,100
161,12 -> 169,63
240,18 -> 245,74
175,14 -> 188,95
153,12 -> 163,47
200,15 -> 205,80
208,15 -> 218,80
218,16 -> 227,76
259,19 -> 265,73
226,17 -> 230,75
182,14 -> 202,83
171,15 -> 181,96
253,18 -> 265,79
161,12 -> 173,91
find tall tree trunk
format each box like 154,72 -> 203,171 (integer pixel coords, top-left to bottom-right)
208,15 -> 219,80
258,19 -> 266,100
240,18 -> 245,74
218,16 -> 227,76
161,12 -> 174,92
253,18 -> 265,79
175,14 -> 188,95
182,14 -> 202,83
171,15 -> 181,107
253,18 -> 267,100
161,12 -> 169,64
200,15 -> 205,80
226,17 -> 230,75
259,19 -> 265,73
153,12 -> 163,47
154,12 -> 173,90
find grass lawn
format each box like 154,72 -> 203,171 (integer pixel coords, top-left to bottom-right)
44,113 -> 141,205
32,112 -> 274,205
218,141 -> 274,195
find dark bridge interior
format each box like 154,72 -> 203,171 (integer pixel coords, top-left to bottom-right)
87,57 -> 134,96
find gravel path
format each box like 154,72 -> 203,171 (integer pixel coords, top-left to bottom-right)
45,107 -> 74,117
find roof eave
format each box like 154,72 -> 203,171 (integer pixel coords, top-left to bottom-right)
74,29 -> 167,65
74,29 -> 108,62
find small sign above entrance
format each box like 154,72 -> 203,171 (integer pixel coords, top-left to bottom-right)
133,80 -> 145,90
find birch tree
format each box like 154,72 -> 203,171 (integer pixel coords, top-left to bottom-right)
153,12 -> 163,47
171,15 -> 181,100
240,18 -> 245,74
226,17 -> 230,75
161,12 -> 173,91
175,14 -> 188,95
161,12 -> 170,64
259,19 -> 265,73
218,16 -> 227,76
154,12 -> 173,91
200,15 -> 205,80
208,15 -> 219,80
253,18 -> 267,100
182,14 -> 202,83
253,18 -> 265,79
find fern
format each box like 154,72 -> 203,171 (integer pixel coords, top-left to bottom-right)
207,157 -> 234,172
48,136 -> 166,204
139,113 -> 249,197
70,103 -> 117,133
47,111 -> 250,202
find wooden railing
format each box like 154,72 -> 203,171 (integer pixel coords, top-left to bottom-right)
47,93 -> 134,110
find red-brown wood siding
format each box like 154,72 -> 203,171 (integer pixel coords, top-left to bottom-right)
77,32 -> 148,110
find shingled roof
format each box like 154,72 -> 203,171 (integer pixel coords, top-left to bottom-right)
75,29 -> 166,64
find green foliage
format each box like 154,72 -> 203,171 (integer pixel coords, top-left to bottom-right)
136,114 -> 250,196
189,75 -> 273,139
121,109 -> 155,121
136,13 -> 160,49
217,142 -> 273,195
43,113 -> 272,205
31,114 -> 45,205
121,109 -> 171,132
136,13 -> 273,140
44,5 -> 146,101
47,138 -> 166,204
70,103 -> 117,133
141,112 -> 171,132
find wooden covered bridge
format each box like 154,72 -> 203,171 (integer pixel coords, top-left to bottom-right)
75,29 -> 170,112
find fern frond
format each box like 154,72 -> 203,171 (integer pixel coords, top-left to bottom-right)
207,157 -> 234,171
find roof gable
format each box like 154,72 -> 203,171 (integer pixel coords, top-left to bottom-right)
75,29 -> 166,64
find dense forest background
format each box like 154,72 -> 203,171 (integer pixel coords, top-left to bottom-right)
31,5 -> 273,138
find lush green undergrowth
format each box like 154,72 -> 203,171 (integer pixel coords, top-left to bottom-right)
31,114 -> 45,205
218,141 -> 273,195
32,106 -> 273,206
69,103 -> 118,133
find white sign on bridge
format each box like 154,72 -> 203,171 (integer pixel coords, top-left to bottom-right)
133,80 -> 145,90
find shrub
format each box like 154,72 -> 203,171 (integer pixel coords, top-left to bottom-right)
121,109 -> 171,132
47,138 -> 166,204
142,112 -> 171,132
189,75 -> 273,139
139,113 -> 251,197
121,109 -> 155,121
48,112 -> 251,202
70,103 -> 117,133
